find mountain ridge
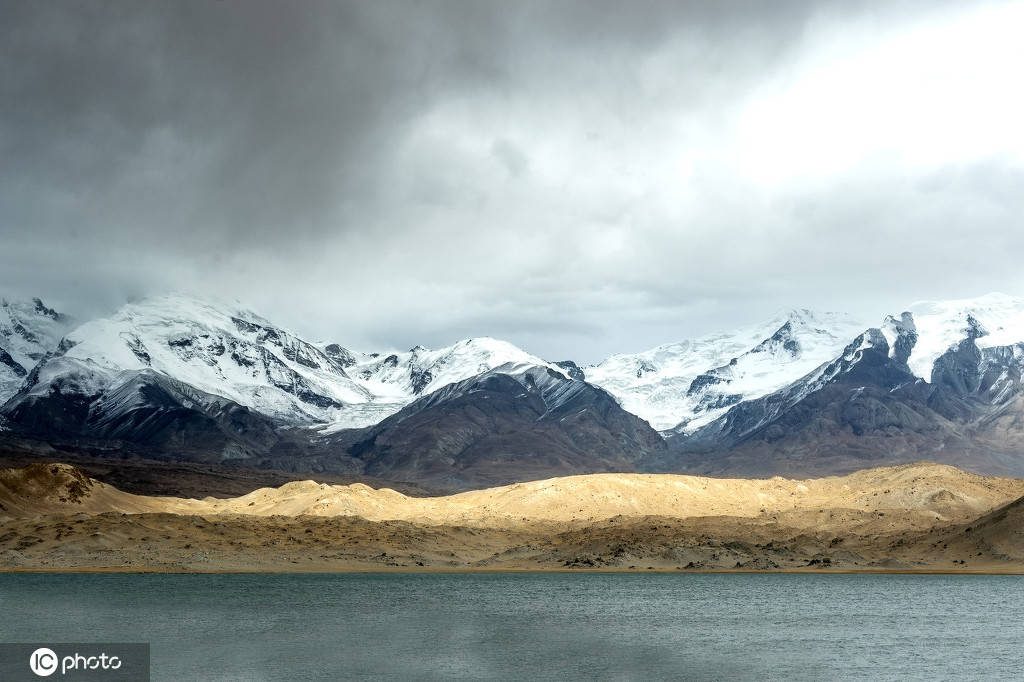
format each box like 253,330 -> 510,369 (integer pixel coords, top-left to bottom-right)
6,291 -> 1024,486
667,298 -> 1024,478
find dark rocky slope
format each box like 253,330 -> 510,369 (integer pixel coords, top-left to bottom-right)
343,365 -> 667,490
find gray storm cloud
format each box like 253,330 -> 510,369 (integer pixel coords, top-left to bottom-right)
1,0 -> 1022,363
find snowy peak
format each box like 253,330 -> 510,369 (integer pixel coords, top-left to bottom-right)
0,297 -> 74,400
349,336 -> 569,402
808,324 -> 917,392
680,294 -> 1024,457
9,294 -> 571,432
321,343 -> 358,368
9,290 -> 1024,445
748,321 -> 802,358
44,294 -> 374,424
309,338 -> 575,434
904,293 -> 1024,381
682,324 -> 926,451
586,308 -> 869,432
412,362 -> 586,416
879,312 -> 918,367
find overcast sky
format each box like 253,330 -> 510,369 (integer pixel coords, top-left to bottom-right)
2,0 -> 1023,363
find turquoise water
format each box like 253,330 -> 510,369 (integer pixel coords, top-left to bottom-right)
0,573 -> 1019,681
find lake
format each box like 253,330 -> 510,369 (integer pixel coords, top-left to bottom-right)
0,572 -> 1019,680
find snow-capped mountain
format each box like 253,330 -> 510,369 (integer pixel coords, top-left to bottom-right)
7,288 -> 1024,483
0,297 -> 73,401
670,293 -> 1024,478
682,322 -> 921,450
345,363 -> 666,489
349,338 -> 567,399
312,337 -> 571,432
4,294 -> 572,433
902,293 -> 1024,381
39,294 -> 375,424
380,361 -> 594,418
586,309 -> 869,432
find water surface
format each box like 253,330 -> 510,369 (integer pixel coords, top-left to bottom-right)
0,573 -> 1018,680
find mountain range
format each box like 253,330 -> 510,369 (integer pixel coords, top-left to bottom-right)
4,292 -> 1024,489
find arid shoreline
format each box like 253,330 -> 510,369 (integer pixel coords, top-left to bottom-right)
4,461 -> 1024,574
5,567 -> 1024,575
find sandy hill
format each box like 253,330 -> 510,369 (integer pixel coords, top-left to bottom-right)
923,491 -> 1024,564
3,462 -> 1024,528
0,464 -> 156,517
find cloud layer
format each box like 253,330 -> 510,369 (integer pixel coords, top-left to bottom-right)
2,0 -> 1022,362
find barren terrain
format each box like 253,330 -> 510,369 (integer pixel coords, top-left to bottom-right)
2,462 -> 1024,572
